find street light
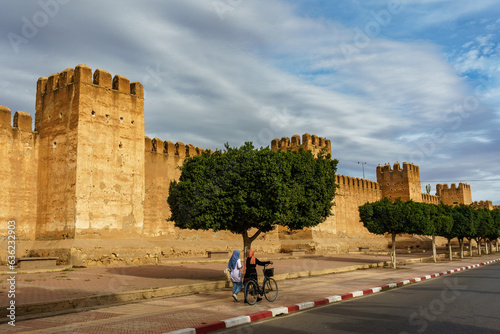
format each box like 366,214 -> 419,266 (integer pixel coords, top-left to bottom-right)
358,162 -> 367,179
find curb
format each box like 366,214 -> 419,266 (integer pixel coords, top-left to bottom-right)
163,258 -> 500,334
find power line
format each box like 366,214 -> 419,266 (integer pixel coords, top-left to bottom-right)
423,180 -> 500,182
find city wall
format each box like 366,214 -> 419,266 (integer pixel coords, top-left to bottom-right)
0,108 -> 38,241
0,65 -> 496,266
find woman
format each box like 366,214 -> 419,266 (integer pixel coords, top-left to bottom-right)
228,250 -> 243,301
243,249 -> 273,283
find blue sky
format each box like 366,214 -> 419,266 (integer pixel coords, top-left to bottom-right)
1,0 -> 499,204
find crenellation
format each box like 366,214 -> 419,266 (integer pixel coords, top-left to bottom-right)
186,144 -> 197,156
151,138 -> 163,153
46,73 -> 60,92
13,111 -> 32,131
335,174 -> 379,190
311,134 -> 319,145
175,142 -> 186,158
280,136 -> 290,148
196,147 -> 205,155
0,107 -> 34,132
74,64 -> 92,84
145,137 -> 207,158
421,193 -> 439,205
0,105 -> 11,127
164,140 -> 176,155
37,77 -> 48,96
271,133 -> 332,157
37,65 -> 143,98
93,69 -> 112,89
473,200 -> 493,210
302,133 -> 312,146
112,74 -> 130,94
59,68 -> 75,87
144,136 -> 153,152
130,82 -> 144,98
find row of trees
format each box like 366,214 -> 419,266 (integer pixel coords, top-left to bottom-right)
359,198 -> 500,268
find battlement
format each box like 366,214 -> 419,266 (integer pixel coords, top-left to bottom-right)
36,65 -> 144,99
336,174 -> 379,190
0,106 -> 34,132
436,183 -> 471,192
271,133 -> 332,157
421,193 -> 439,205
473,200 -> 493,210
376,162 -> 419,175
145,136 -> 209,158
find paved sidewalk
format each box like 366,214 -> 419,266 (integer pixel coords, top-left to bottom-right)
1,251 -> 499,333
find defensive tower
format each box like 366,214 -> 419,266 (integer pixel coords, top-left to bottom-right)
436,183 -> 472,206
35,65 -> 145,239
376,162 -> 422,202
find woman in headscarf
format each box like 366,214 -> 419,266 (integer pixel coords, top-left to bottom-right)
243,249 -> 273,283
228,250 -> 243,301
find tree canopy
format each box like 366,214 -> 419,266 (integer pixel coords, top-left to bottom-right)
167,142 -> 338,255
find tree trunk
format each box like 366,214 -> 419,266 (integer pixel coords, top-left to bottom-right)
459,238 -> 464,259
497,239 -> 499,252
242,229 -> 263,265
467,238 -> 473,257
432,235 -> 437,263
448,238 -> 452,261
391,233 -> 397,269
476,239 -> 482,255
485,240 -> 489,255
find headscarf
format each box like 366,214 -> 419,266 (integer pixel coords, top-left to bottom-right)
228,250 -> 240,270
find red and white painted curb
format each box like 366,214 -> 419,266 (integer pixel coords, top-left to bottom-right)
164,258 -> 500,334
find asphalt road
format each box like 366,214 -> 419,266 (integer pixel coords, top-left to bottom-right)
217,262 -> 500,334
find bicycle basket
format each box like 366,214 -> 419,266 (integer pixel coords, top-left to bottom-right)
264,268 -> 274,277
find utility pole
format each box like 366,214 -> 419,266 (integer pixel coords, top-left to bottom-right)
358,162 -> 367,179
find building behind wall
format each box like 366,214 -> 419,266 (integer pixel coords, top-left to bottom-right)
0,65 -> 492,266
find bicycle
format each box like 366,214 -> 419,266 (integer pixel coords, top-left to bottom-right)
244,263 -> 278,305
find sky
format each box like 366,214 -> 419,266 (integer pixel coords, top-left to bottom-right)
0,0 -> 499,204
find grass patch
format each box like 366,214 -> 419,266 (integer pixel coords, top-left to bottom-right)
62,268 -> 74,272
24,279 -> 35,282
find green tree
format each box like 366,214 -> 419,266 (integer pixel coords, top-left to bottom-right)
167,142 -> 338,256
475,208 -> 493,255
490,209 -> 500,252
433,203 -> 454,260
359,198 -> 407,268
452,204 -> 477,257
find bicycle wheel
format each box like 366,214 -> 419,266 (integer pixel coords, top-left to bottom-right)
245,280 -> 259,305
263,278 -> 278,302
